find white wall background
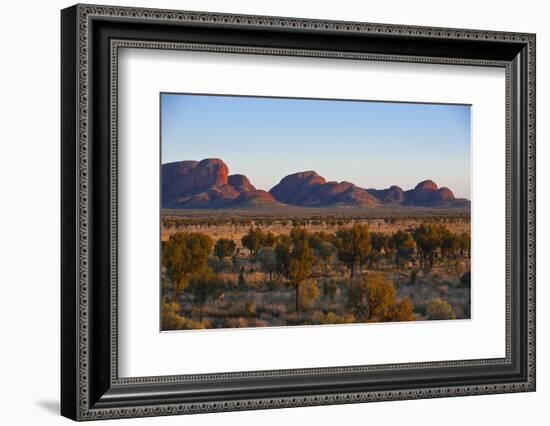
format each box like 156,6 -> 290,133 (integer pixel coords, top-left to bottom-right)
0,0 -> 546,424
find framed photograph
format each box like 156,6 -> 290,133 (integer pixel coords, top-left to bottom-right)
61,4 -> 536,421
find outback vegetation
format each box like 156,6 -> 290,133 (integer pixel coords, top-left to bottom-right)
161,215 -> 471,330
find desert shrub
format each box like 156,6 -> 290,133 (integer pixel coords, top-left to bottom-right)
414,303 -> 427,316
231,255 -> 246,273
413,224 -> 442,267
162,232 -> 213,301
316,241 -> 336,273
347,273 -> 416,322
252,319 -> 269,328
390,230 -> 416,267
208,256 -> 232,274
384,297 -> 415,322
458,233 -> 471,258
263,232 -> 277,248
426,297 -> 456,320
285,316 -> 313,326
348,273 -> 395,321
241,228 -> 276,259
298,280 -> 321,310
261,303 -> 287,317
187,270 -> 224,321
227,317 -> 249,328
439,285 -> 449,295
319,312 -> 356,325
241,227 -> 264,259
161,302 -> 207,330
257,247 -> 277,283
334,224 -> 372,279
322,279 -> 339,302
244,301 -> 256,317
275,235 -> 315,312
214,238 -> 237,259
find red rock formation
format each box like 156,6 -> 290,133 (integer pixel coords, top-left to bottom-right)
162,158 -> 466,209
406,180 -> 439,204
269,173 -> 379,207
402,180 -> 459,205
269,171 -> 327,205
162,159 -> 279,208
237,189 -> 277,204
192,158 -> 229,188
432,187 -> 455,202
162,158 -> 228,199
228,174 -> 256,192
334,186 -> 381,206
162,160 -> 199,199
367,185 -> 405,203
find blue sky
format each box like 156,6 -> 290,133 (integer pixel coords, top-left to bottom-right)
161,93 -> 471,199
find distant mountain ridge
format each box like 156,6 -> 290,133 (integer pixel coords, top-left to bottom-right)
162,158 -> 469,209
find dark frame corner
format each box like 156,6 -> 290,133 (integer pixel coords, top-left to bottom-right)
61,3 -> 535,421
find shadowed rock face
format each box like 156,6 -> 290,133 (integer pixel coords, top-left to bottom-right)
237,189 -> 276,203
269,171 -> 327,204
162,158 -> 468,209
434,187 -> 455,202
269,172 -> 380,207
228,174 -> 256,192
162,159 -> 278,208
402,180 -> 462,206
407,180 -> 439,204
162,160 -> 200,199
367,185 -> 405,203
162,158 -> 228,199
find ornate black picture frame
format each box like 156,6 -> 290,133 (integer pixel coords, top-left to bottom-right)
61,4 -> 536,421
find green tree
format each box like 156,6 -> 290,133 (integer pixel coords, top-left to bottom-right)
322,280 -> 339,302
458,232 -> 471,259
263,231 -> 277,248
208,256 -> 233,274
243,301 -> 256,317
214,238 -> 236,260
347,273 -> 414,322
274,235 -> 292,279
390,230 -> 415,267
162,232 -> 213,302
187,268 -> 222,322
413,224 -> 443,267
316,241 -> 336,274
347,273 -> 394,320
334,224 -> 372,278
440,230 -> 459,260
241,227 -> 265,260
364,273 -> 396,320
298,280 -> 321,310
384,297 -> 415,322
288,240 -> 315,312
426,297 -> 456,320
290,227 -> 310,245
275,232 -> 317,312
257,247 -> 277,283
369,232 -> 389,268
161,301 -> 206,330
